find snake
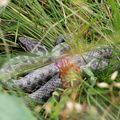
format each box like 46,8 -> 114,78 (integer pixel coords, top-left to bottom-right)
0,36 -> 113,103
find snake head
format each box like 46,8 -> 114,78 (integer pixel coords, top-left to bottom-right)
18,37 -> 48,56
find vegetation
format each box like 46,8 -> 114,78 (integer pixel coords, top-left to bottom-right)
0,0 -> 120,120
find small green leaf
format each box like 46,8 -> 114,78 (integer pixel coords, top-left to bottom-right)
88,88 -> 97,95
83,59 -> 97,86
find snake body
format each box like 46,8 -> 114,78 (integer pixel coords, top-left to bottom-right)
0,36 -> 113,103
0,55 -> 49,81
13,63 -> 59,93
0,37 -> 69,81
29,74 -> 61,103
13,46 -> 112,94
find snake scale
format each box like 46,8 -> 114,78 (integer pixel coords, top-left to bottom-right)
0,36 -> 113,103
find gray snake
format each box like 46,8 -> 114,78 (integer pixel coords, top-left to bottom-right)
0,36 -> 113,103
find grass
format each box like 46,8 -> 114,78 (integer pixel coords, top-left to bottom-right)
0,0 -> 120,120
